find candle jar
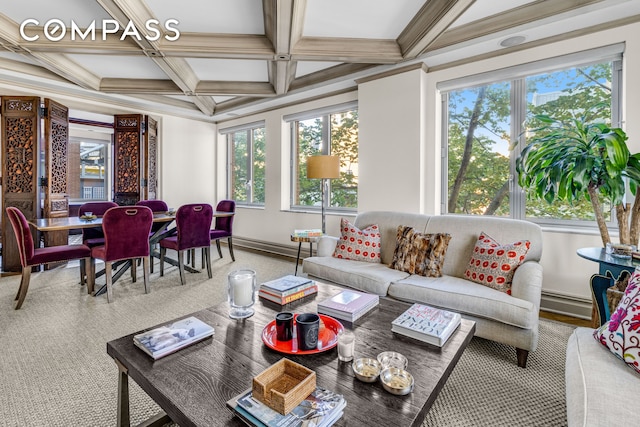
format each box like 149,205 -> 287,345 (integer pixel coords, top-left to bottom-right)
228,269 -> 257,319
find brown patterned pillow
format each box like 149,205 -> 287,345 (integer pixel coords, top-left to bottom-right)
390,226 -> 451,277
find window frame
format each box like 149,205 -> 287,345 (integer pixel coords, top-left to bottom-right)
286,102 -> 358,213
69,136 -> 111,203
440,47 -> 624,229
222,121 -> 266,207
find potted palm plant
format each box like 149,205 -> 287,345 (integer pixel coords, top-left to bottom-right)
516,111 -> 640,248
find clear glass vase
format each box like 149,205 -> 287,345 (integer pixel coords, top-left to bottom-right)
228,269 -> 256,319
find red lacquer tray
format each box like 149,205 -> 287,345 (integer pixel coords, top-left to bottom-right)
262,314 -> 344,355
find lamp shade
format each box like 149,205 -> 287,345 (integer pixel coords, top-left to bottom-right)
307,155 -> 340,179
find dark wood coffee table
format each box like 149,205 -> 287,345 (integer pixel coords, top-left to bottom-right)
107,281 -> 475,426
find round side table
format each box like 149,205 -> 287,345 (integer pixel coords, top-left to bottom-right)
291,234 -> 320,275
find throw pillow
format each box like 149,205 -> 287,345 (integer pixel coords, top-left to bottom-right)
464,232 -> 530,294
593,269 -> 640,374
332,218 -> 381,263
390,225 -> 451,277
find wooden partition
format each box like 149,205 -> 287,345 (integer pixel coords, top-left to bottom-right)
113,114 -> 143,205
143,116 -> 158,200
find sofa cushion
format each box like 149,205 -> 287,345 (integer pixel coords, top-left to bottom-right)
464,232 -> 530,294
390,225 -> 451,277
566,327 -> 638,426
333,218 -> 381,263
303,256 -> 409,296
388,274 -> 536,329
593,269 -> 640,374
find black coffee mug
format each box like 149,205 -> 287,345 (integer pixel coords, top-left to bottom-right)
276,312 -> 294,341
296,313 -> 320,351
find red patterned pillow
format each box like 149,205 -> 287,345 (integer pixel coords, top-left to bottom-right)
593,269 -> 640,374
333,218 -> 381,263
464,232 -> 530,294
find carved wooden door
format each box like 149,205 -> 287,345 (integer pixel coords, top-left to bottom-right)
42,98 -> 70,249
113,114 -> 143,205
1,96 -> 41,272
143,116 -> 158,200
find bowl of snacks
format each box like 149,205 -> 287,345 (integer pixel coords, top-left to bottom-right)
352,357 -> 382,383
380,367 -> 414,395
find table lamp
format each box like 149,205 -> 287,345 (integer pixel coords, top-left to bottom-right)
307,155 -> 340,234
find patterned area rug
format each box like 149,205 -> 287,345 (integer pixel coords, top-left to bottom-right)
0,249 -> 574,426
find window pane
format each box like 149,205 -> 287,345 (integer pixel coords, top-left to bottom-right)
70,138 -> 108,201
330,110 -> 358,209
231,131 -> 248,202
252,127 -> 266,204
524,63 -> 613,221
447,82 -> 511,216
294,117 -> 324,207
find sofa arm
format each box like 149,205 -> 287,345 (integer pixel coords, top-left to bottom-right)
510,261 -> 543,309
316,235 -> 339,257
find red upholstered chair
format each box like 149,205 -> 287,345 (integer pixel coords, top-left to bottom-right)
87,206 -> 153,303
159,203 -> 213,285
209,199 -> 236,262
5,207 -> 91,310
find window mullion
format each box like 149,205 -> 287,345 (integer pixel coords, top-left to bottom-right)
511,78 -> 526,220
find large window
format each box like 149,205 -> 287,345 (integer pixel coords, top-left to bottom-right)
225,122 -> 265,205
69,137 -> 109,202
289,104 -> 359,211
442,48 -> 622,225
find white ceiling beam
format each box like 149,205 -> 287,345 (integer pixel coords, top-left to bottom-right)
195,81 -> 276,97
263,0 -> 302,94
292,37 -> 402,63
398,0 -> 476,59
428,0 -> 605,52
29,52 -> 102,90
100,78 -> 181,94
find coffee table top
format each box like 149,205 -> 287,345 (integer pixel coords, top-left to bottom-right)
107,281 -> 475,427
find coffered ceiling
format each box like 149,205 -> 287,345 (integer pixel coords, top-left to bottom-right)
0,0 -> 638,122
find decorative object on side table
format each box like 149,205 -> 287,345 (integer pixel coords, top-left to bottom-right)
228,269 -> 257,319
610,243 -> 636,259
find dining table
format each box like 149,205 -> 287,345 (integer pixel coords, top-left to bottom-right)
27,210 -> 235,296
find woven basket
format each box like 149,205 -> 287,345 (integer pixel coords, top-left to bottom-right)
252,358 -> 316,415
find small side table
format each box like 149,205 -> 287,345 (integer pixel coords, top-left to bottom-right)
291,234 -> 319,275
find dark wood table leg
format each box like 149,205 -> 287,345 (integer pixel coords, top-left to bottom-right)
295,242 -> 302,275
115,358 -> 130,427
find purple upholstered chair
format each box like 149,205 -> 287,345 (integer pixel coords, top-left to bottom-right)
159,203 -> 213,285
210,199 -> 236,262
137,200 -> 169,272
78,201 -> 118,248
6,207 -> 91,310
87,206 -> 153,303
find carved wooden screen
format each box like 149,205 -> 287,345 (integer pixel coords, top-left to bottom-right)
113,114 -> 142,205
42,98 -> 70,249
143,116 -> 158,200
1,96 -> 41,272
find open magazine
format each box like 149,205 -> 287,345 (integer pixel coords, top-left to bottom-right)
133,316 -> 214,359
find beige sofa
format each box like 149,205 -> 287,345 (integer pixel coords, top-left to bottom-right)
303,211 -> 543,367
565,327 -> 638,426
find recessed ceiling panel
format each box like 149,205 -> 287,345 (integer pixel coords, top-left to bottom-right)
186,58 -> 268,81
295,61 -> 342,78
66,54 -> 169,79
0,52 -> 39,66
147,0 -> 264,34
303,0 -> 424,39
0,0 -> 111,24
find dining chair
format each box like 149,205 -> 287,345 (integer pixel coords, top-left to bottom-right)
159,203 -> 213,285
78,201 -> 118,285
136,199 -> 169,273
87,206 -> 153,303
6,207 -> 91,310
209,199 -> 236,262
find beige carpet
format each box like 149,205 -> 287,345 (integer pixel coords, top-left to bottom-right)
0,249 -> 573,426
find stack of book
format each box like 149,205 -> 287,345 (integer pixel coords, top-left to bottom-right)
292,229 -> 323,238
258,275 -> 317,305
391,303 -> 461,347
228,386 -> 346,427
133,316 -> 215,360
317,290 -> 379,322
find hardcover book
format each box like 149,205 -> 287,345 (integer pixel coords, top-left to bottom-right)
228,386 -> 345,427
133,316 -> 215,360
293,229 -> 323,238
261,275 -> 313,294
391,303 -> 461,347
258,285 -> 318,305
317,290 -> 379,322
